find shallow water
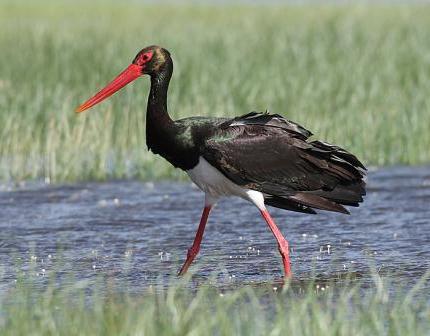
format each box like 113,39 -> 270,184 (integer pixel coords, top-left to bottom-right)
0,166 -> 429,293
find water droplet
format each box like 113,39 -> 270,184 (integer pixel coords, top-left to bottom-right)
125,250 -> 132,258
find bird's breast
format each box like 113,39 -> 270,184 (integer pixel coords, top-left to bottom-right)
186,157 -> 246,198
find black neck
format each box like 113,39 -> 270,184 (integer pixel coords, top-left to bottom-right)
147,60 -> 174,127
144,54 -> 201,170
146,57 -> 179,155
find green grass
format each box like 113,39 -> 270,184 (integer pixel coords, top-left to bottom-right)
1,272 -> 429,335
1,2 -> 430,182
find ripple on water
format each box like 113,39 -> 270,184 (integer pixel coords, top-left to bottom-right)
0,166 -> 429,293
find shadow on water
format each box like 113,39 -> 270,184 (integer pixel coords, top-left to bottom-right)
0,165 -> 429,294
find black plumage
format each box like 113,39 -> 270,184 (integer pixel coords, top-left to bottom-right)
201,112 -> 366,214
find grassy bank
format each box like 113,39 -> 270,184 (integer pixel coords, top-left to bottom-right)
1,2 -> 430,182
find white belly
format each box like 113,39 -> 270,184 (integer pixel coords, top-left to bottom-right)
186,157 -> 266,210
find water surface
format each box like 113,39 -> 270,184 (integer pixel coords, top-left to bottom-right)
0,166 -> 429,293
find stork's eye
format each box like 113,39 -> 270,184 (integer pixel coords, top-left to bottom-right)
135,51 -> 153,66
142,52 -> 153,62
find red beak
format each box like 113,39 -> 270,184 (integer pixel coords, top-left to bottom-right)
76,63 -> 143,113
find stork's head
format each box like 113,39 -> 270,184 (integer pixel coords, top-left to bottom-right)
76,45 -> 171,113
133,45 -> 171,76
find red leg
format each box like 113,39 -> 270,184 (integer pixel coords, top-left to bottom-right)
260,209 -> 292,278
178,205 -> 212,276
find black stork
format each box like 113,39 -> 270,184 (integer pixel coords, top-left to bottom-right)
76,45 -> 366,278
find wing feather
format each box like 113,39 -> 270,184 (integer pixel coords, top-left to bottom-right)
202,112 -> 366,213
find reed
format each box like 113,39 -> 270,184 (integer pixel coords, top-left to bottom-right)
1,2 -> 429,182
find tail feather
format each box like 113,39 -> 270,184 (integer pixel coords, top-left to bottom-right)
264,180 -> 366,214
289,193 -> 350,214
265,196 -> 317,214
309,181 -> 366,206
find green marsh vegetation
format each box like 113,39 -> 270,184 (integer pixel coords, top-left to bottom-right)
1,2 -> 430,182
0,271 -> 428,335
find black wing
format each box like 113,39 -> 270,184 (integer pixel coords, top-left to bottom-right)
202,112 -> 366,214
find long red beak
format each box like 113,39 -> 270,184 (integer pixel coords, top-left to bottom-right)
76,64 -> 143,113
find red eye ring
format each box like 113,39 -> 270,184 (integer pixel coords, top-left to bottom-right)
134,51 -> 154,66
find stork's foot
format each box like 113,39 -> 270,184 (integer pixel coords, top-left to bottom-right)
178,246 -> 199,276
